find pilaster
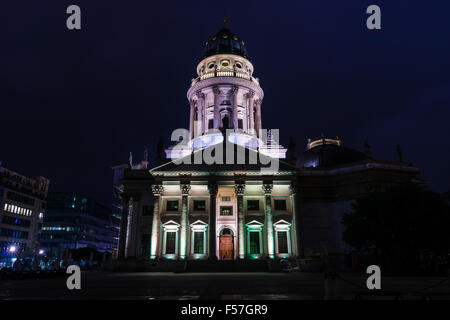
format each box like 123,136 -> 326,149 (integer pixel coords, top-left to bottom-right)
262,182 -> 274,259
235,182 -> 246,258
179,182 -> 191,259
150,184 -> 164,259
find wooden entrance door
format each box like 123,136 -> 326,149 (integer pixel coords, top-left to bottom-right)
219,234 -> 234,260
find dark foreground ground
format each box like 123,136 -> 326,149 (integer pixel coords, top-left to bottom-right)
1,271 -> 449,300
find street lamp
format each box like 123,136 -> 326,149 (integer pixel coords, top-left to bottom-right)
8,245 -> 17,268
39,249 -> 44,255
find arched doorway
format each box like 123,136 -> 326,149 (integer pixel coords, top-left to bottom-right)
219,228 -> 234,260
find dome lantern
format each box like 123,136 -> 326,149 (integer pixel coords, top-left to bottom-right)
204,17 -> 248,59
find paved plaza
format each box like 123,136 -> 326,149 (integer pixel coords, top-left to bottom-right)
1,271 -> 449,300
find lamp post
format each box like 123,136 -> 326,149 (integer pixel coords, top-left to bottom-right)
8,245 -> 17,267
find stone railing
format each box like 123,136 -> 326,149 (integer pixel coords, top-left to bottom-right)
191,71 -> 260,86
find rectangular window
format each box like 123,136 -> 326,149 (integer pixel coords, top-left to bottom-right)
277,231 -> 289,253
274,199 -> 287,211
247,200 -> 259,211
208,119 -> 214,129
193,200 -> 206,211
249,232 -> 260,254
142,205 -> 154,216
1,215 -> 31,228
140,234 -> 151,256
193,232 -> 204,254
238,119 -> 243,129
165,232 -> 176,254
220,206 -> 233,216
221,196 -> 231,202
166,200 -> 179,211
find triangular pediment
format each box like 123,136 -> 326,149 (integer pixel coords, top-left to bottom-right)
190,220 -> 208,226
162,220 -> 180,227
245,220 -> 264,226
274,219 -> 291,226
150,139 -> 297,174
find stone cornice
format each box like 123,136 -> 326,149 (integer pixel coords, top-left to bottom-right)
187,76 -> 264,101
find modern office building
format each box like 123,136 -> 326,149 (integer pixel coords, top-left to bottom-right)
40,192 -> 118,255
0,163 -> 49,264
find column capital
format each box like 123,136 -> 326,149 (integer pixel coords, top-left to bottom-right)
213,86 -> 221,95
180,182 -> 191,196
230,85 -> 239,96
289,182 -> 299,195
151,184 -> 164,196
262,183 -> 273,195
196,91 -> 205,100
234,183 -> 246,196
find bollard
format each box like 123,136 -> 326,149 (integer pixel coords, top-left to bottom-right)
324,271 -> 339,300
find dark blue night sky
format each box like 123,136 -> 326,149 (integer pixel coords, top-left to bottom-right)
1,0 -> 449,205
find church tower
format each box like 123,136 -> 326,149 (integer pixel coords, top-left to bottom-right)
166,17 -> 286,159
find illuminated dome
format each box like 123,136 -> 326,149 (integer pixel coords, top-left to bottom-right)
204,17 -> 248,59
297,137 -> 368,168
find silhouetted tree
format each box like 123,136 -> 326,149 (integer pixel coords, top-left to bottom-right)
342,184 -> 450,274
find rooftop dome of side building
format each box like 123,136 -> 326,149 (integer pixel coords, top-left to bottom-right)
297,136 -> 369,168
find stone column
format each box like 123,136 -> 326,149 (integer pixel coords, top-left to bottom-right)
208,182 -> 218,260
235,183 -> 246,259
196,91 -> 205,135
118,193 -> 131,260
263,183 -> 275,259
213,86 -> 221,129
255,99 -> 262,138
126,194 -> 141,258
189,99 -> 195,140
150,184 -> 163,259
290,182 -> 303,258
180,182 -> 191,259
247,90 -> 255,135
231,86 -> 239,130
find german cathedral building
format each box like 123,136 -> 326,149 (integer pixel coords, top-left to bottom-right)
115,20 -> 420,265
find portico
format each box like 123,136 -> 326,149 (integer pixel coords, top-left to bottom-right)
117,171 -> 300,261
